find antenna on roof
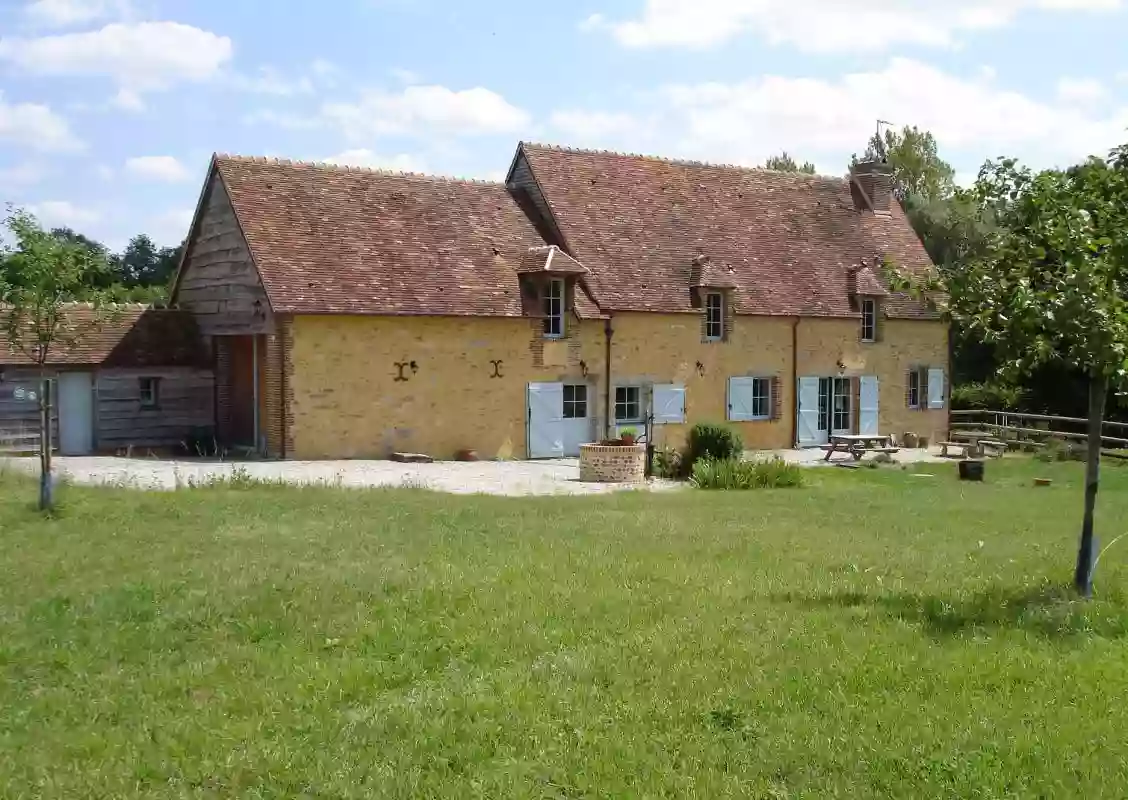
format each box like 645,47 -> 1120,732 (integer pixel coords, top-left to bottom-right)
875,119 -> 893,163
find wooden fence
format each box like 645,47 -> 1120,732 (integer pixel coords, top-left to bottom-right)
950,409 -> 1128,450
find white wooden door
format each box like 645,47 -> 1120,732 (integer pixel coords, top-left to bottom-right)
859,376 -> 880,436
560,383 -> 592,456
57,371 -> 94,455
527,382 -> 565,459
796,377 -> 824,447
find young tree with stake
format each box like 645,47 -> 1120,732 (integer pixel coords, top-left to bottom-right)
891,142 -> 1128,596
0,208 -> 117,510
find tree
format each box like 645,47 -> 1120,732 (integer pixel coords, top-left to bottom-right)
892,144 -> 1128,596
0,208 -> 118,510
853,125 -> 956,203
763,151 -> 816,174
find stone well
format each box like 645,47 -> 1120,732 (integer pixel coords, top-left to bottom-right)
579,443 -> 646,483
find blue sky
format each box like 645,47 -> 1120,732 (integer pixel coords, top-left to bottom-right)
1,0 -> 1126,251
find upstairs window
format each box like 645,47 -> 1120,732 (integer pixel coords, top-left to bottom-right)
861,298 -> 877,342
705,292 -> 724,341
543,279 -> 565,338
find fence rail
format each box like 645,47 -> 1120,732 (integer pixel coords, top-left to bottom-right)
950,409 -> 1128,449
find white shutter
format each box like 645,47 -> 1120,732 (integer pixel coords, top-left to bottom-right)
527,382 -> 565,458
652,384 -> 686,424
796,377 -> 821,447
927,368 -> 946,409
727,378 -> 755,421
859,376 -> 880,435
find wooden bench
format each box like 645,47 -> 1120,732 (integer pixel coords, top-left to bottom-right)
938,441 -> 968,458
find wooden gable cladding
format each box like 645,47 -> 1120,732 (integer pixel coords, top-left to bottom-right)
174,170 -> 273,336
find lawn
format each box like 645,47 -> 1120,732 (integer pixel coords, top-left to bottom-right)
3,459 -> 1128,798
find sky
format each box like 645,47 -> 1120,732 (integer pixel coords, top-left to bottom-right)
0,0 -> 1126,251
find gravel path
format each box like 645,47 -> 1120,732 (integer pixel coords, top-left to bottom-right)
2,448 -> 949,496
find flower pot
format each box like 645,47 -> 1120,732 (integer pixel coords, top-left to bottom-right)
903,432 -> 919,449
620,434 -> 636,446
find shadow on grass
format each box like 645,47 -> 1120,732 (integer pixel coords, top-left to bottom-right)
778,583 -> 1128,639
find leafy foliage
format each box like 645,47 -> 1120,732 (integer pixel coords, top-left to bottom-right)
853,125 -> 956,202
685,423 -> 743,468
690,456 -> 804,490
763,151 -> 816,174
949,381 -> 1026,411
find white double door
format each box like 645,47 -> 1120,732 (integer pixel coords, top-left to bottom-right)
796,375 -> 879,447
527,382 -> 593,458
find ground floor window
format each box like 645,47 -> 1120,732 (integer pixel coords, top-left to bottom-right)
615,386 -> 642,422
563,384 -> 588,418
832,377 -> 852,432
139,377 -> 160,409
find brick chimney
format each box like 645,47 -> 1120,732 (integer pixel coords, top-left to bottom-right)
850,160 -> 893,215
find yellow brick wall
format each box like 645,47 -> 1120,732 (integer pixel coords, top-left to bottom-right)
288,312 -> 949,459
608,312 -> 795,451
288,315 -> 605,459
796,317 -> 950,444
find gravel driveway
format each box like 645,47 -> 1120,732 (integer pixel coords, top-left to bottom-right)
0,456 -> 682,496
2,448 -> 948,497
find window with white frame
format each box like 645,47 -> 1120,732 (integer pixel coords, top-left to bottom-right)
861,298 -> 876,342
139,377 -> 160,409
705,292 -> 724,341
543,279 -> 565,338
615,386 -> 642,423
563,384 -> 587,419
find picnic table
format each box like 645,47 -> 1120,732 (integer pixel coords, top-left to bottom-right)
943,430 -> 1008,458
823,434 -> 894,461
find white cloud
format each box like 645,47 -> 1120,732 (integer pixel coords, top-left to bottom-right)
94,163 -> 114,180
28,200 -> 101,228
1056,77 -> 1107,105
0,162 -> 46,189
321,149 -> 428,172
23,0 -> 129,28
148,207 -> 194,246
586,0 -> 1124,51
550,58 -> 1128,174
231,66 -> 314,96
549,110 -> 642,140
242,108 -> 325,130
110,87 -> 145,112
390,67 -> 421,84
0,93 -> 83,152
0,22 -> 233,92
322,85 -> 531,140
125,155 -> 191,182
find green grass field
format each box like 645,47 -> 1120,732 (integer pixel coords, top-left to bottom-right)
3,459 -> 1128,798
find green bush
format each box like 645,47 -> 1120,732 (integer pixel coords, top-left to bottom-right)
691,456 -> 804,490
653,447 -> 683,479
685,423 -> 744,469
950,382 -> 1026,411
1036,437 -> 1086,463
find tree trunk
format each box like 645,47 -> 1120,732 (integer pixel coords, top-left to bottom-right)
38,375 -> 53,511
1074,371 -> 1106,597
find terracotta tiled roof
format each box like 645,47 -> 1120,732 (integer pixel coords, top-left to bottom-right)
0,306 -> 207,367
518,143 -> 939,319
214,156 -> 547,316
690,255 -> 739,289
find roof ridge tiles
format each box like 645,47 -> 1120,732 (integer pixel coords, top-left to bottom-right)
214,153 -> 504,186
520,141 -> 836,180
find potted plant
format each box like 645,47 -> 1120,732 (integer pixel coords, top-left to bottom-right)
619,427 -> 638,446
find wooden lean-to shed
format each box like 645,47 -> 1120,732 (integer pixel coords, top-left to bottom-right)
0,305 -> 214,455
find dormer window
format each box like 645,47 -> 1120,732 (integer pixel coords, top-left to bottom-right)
861,298 -> 876,342
544,278 -> 565,338
705,292 -> 724,341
